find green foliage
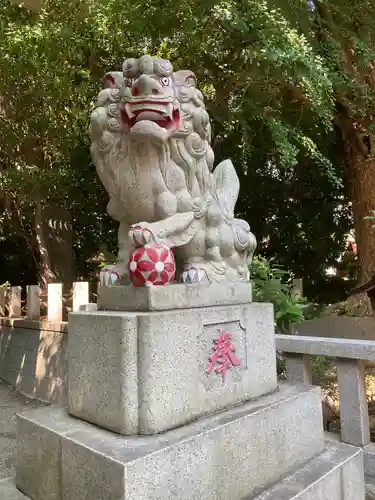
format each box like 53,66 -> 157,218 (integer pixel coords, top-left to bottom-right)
251,255 -> 306,332
251,255 -> 334,382
0,0 -> 336,194
313,0 -> 375,124
311,355 -> 335,386
0,0 -> 358,282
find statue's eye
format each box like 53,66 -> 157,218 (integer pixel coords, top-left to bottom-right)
125,77 -> 135,87
185,76 -> 196,87
160,77 -> 169,87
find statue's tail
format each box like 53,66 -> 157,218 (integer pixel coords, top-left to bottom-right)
232,219 -> 257,263
213,159 -> 239,222
213,159 -> 257,264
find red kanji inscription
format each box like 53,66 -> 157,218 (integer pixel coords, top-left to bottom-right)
207,329 -> 241,379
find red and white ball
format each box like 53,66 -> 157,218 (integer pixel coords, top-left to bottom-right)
128,244 -> 176,286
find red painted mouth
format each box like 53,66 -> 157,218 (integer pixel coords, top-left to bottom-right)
121,106 -> 180,130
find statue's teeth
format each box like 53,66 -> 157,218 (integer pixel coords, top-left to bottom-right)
166,103 -> 173,118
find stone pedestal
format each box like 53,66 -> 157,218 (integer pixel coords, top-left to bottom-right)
16,386 -> 323,500
68,299 -> 277,434
2,283 -> 366,499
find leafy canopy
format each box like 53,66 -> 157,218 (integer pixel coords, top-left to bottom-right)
0,0 -> 361,286
0,0 -> 336,199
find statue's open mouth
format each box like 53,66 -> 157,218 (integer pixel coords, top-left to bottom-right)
121,100 -> 180,130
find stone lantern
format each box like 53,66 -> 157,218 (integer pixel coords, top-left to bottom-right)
86,243 -> 117,284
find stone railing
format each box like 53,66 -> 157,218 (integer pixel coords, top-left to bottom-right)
0,282 -> 96,403
0,282 -> 92,321
0,318 -> 68,404
276,333 -> 375,476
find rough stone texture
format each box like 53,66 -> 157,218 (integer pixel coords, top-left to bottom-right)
296,316 -> 375,342
0,478 -> 28,499
16,407 -> 91,500
0,319 -> 67,404
284,353 -> 313,385
253,443 -> 364,499
26,286 -> 40,321
327,434 -> 375,495
279,335 -> 373,449
366,476 -> 375,499
68,311 -> 139,435
78,303 -> 97,312
68,302 -> 277,434
40,204 -> 75,294
275,334 -> 375,361
0,449 -> 369,500
337,359 -> 370,447
16,385 -> 324,500
98,281 -> 252,312
0,381 -> 45,481
91,55 -> 256,285
364,442 -> 375,477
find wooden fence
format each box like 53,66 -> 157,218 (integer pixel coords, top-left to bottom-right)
0,282 -> 92,322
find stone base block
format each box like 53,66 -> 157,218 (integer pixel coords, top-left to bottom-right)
0,478 -> 28,499
97,281 -> 252,312
2,445 -> 366,500
364,442 -> 375,477
253,443 -> 365,499
16,385 -> 324,500
68,302 -> 277,434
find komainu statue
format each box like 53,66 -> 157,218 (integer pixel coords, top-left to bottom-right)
90,55 -> 256,284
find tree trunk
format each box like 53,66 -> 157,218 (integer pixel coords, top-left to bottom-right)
346,153 -> 375,284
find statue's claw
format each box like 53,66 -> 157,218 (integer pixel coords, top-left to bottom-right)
192,197 -> 210,219
99,264 -> 128,286
129,224 -> 156,247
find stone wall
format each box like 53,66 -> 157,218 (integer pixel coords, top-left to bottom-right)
296,316 -> 375,341
0,318 -> 67,404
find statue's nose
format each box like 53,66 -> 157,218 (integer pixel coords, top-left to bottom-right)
132,74 -> 161,96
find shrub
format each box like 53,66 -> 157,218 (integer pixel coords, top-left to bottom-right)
251,255 -> 307,333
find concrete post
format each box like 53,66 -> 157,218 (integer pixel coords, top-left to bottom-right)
26,285 -> 40,320
337,358 -> 370,447
9,286 -> 22,318
284,353 -> 313,385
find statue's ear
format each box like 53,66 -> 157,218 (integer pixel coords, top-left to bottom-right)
173,70 -> 197,88
103,71 -> 124,89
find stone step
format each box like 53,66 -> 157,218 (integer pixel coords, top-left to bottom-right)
15,384 -> 324,500
0,478 -> 27,499
1,443 -> 366,500
252,442 -> 365,500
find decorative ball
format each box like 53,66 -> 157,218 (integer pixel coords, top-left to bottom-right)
128,244 -> 176,286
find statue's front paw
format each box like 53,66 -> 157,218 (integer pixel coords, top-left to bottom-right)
192,197 -> 210,219
129,224 -> 155,247
99,264 -> 128,286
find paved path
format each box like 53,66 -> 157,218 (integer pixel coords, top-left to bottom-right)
0,381 -> 45,480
